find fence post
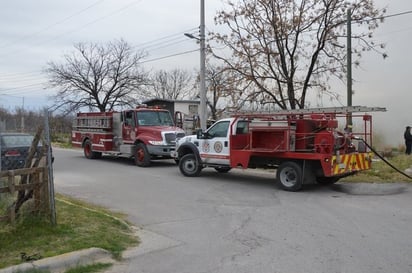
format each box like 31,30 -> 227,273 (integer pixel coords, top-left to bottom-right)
44,109 -> 56,225
7,171 -> 16,224
33,170 -> 40,212
0,126 -> 2,171
7,170 -> 15,194
41,166 -> 50,213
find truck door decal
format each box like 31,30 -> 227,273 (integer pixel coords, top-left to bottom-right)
214,141 -> 223,153
202,142 -> 210,153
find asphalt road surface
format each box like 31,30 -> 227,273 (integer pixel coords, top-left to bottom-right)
53,148 -> 412,273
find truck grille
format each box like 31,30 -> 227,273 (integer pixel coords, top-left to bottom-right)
165,132 -> 185,144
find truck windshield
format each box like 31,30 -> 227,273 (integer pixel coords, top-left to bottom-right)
136,111 -> 174,126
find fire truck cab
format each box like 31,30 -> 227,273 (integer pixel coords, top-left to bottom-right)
72,106 -> 185,167
173,106 -> 385,191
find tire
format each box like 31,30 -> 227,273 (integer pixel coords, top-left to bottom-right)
94,152 -> 102,159
317,176 -> 339,185
135,143 -> 151,167
179,153 -> 202,177
276,161 -> 303,191
214,166 -> 231,173
84,140 -> 99,159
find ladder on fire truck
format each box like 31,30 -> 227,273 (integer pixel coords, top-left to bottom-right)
272,105 -> 386,114
231,105 -> 386,116
73,115 -> 112,131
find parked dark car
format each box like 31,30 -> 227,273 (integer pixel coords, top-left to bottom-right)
0,132 -> 51,171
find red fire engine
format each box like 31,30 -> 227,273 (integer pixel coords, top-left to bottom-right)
173,106 -> 386,191
72,105 -> 185,167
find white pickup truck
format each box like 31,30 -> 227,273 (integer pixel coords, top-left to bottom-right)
172,107 -> 380,191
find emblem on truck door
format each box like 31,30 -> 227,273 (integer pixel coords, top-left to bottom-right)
214,141 -> 223,153
202,142 -> 210,152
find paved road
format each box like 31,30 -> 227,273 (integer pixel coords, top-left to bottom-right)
53,148 -> 412,273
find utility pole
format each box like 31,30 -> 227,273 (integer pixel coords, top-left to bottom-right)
21,97 -> 25,132
184,0 -> 207,130
347,9 -> 353,129
199,0 -> 207,130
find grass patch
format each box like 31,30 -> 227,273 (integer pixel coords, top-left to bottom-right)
341,154 -> 412,182
65,262 -> 113,273
52,141 -> 72,149
0,194 -> 139,270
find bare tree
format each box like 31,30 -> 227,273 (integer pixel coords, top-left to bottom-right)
44,39 -> 149,113
210,0 -> 386,110
149,69 -> 194,100
193,62 -> 254,119
203,64 -> 239,120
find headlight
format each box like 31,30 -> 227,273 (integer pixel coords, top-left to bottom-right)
148,140 -> 164,145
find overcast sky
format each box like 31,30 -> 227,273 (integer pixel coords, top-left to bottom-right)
0,0 -> 411,147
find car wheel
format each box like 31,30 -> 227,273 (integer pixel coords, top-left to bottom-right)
179,154 -> 202,177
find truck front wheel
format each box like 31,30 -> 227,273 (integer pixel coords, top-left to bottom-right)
179,154 -> 201,177
276,161 -> 303,191
135,143 -> 151,167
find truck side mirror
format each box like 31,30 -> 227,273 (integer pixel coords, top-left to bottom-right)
196,129 -> 203,139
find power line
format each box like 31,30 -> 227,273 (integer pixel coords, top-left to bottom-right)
0,48 -> 199,94
0,29 -> 199,85
0,0 -> 106,49
0,0 -> 143,57
0,83 -> 46,93
353,10 -> 412,23
32,0 -> 142,46
133,28 -> 198,49
0,71 -> 42,78
377,10 -> 412,20
0,74 -> 44,82
140,37 -> 191,52
139,49 -> 199,64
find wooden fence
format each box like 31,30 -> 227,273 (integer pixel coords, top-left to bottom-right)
0,167 -> 49,224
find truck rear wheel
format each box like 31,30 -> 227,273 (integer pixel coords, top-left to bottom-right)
135,143 -> 151,167
179,154 -> 201,177
84,140 -> 101,159
276,161 -> 303,191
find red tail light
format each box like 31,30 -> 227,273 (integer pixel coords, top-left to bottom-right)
5,150 -> 21,157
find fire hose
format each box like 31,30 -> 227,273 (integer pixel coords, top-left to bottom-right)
355,137 -> 412,180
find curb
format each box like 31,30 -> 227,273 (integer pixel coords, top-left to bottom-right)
0,247 -> 114,273
0,228 -> 182,273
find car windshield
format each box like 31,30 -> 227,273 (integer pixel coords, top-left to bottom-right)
136,111 -> 174,126
1,135 -> 34,148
